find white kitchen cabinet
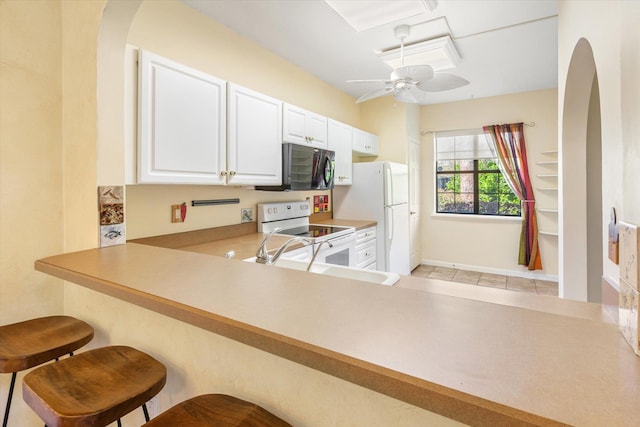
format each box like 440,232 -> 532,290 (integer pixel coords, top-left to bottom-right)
138,49 -> 226,184
355,226 -> 377,269
327,119 -> 352,185
283,103 -> 328,148
352,128 -> 379,156
227,83 -> 282,186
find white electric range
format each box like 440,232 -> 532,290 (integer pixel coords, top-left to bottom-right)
257,201 -> 356,267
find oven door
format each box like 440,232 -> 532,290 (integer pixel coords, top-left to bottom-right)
314,233 -> 355,267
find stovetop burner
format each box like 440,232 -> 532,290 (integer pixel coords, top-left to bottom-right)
276,224 -> 353,239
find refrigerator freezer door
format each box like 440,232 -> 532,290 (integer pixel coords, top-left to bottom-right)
385,203 -> 410,275
384,162 -> 409,206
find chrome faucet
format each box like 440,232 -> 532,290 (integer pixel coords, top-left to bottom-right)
256,229 -> 312,265
306,240 -> 333,271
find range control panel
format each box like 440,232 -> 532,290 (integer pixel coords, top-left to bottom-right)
257,200 -> 311,226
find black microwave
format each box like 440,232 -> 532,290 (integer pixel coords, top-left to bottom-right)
256,143 -> 335,191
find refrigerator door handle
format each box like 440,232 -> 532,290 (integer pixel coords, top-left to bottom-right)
385,164 -> 394,206
387,207 -> 394,242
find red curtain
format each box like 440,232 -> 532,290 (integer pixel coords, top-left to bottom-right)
483,123 -> 542,270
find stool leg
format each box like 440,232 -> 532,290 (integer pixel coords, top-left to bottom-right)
142,403 -> 150,422
2,372 -> 17,427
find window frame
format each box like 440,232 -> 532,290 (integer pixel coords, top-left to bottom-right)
433,131 -> 522,218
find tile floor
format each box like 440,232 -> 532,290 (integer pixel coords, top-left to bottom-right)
411,265 -> 558,296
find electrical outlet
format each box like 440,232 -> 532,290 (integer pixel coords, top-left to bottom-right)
171,205 -> 183,223
145,396 -> 160,418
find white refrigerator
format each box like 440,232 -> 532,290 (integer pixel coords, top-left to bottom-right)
333,161 -> 411,275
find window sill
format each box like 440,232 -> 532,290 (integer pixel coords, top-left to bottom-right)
431,213 -> 522,223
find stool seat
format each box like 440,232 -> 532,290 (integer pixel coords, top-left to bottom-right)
0,315 -> 94,373
23,345 -> 166,427
142,394 -> 292,427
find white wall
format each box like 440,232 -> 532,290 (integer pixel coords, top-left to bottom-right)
420,89 -> 559,278
558,0 -> 640,299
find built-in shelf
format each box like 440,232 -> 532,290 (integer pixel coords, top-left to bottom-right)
536,151 -> 558,240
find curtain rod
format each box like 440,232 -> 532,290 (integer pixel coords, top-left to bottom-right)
420,121 -> 536,136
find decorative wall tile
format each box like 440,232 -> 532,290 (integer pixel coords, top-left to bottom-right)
619,221 -> 639,290
98,186 -> 125,247
100,224 -> 126,247
619,278 -> 640,356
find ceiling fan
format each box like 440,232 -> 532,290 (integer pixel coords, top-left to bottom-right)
348,25 -> 469,104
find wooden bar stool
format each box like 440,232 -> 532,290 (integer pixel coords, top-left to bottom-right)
0,315 -> 94,427
22,345 -> 166,427
142,394 -> 292,427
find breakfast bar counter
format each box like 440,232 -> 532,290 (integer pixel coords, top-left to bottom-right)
35,243 -> 639,426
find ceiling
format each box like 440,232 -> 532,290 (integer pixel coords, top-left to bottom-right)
181,0 -> 558,105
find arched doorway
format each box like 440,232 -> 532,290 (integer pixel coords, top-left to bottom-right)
560,38 -> 602,302
96,0 -> 143,186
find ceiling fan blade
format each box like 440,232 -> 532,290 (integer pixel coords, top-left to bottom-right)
418,73 -> 469,92
356,87 -> 395,104
394,86 -> 426,104
392,65 -> 434,83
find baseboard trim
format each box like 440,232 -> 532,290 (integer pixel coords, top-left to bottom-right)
420,259 -> 559,282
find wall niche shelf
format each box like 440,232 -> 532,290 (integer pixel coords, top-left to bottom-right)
535,149 -> 558,240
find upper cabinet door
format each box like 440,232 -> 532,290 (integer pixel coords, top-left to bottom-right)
138,50 -> 226,184
227,83 -> 282,186
283,103 -> 328,149
352,127 -> 379,156
328,119 -> 352,186
305,111 -> 328,148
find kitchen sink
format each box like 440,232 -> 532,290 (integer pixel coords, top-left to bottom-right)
243,257 -> 399,286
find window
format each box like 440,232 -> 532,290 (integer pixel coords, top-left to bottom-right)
435,130 -> 521,217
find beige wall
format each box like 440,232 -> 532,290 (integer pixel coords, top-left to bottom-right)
0,0 -> 105,423
359,97 -> 409,164
0,0 -> 63,327
420,89 -> 559,278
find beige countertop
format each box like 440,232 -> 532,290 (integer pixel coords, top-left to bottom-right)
35,243 -> 639,426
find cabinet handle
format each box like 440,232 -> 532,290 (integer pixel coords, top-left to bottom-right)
220,170 -> 228,176
230,170 -> 237,176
